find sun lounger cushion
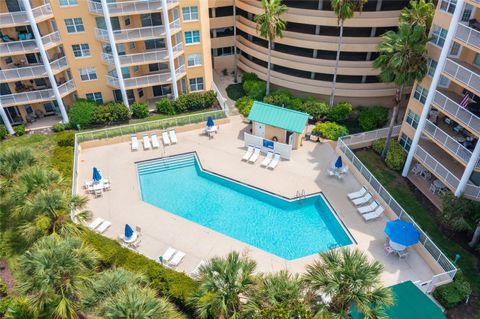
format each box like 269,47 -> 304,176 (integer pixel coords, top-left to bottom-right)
162,131 -> 171,145
161,247 -> 176,262
242,146 -> 254,161
357,201 -> 379,214
351,193 -> 372,206
267,153 -> 281,169
347,187 -> 367,200
131,135 -> 138,151
151,134 -> 159,148
96,220 -> 111,233
248,148 -> 261,163
261,152 -> 273,167
190,260 -> 207,277
169,129 -> 177,144
362,206 -> 384,221
143,135 -> 151,150
88,217 -> 104,230
169,251 -> 186,267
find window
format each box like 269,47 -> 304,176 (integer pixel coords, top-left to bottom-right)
413,84 -> 428,104
449,42 -> 461,57
461,4 -> 473,22
124,16 -> 131,26
213,46 -> 234,57
406,110 -> 420,129
138,88 -> 144,98
140,13 -> 162,27
189,77 -> 204,91
439,0 -> 456,14
59,0 -> 78,6
426,59 -> 437,77
431,26 -> 447,47
182,6 -> 199,21
133,65 -> 139,73
187,54 -> 202,67
78,67 -> 97,81
144,39 -> 165,50
399,133 -> 412,151
185,31 -> 200,44
128,42 -> 135,49
439,75 -> 450,88
148,63 -> 168,72
474,54 -> 480,67
65,18 -> 85,33
86,92 -> 103,104
72,44 -> 90,58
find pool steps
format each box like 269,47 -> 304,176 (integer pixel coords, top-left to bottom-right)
137,153 -> 196,175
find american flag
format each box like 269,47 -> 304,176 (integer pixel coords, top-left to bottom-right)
459,92 -> 470,107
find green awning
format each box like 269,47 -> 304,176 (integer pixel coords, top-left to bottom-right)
351,281 -> 446,319
247,101 -> 309,134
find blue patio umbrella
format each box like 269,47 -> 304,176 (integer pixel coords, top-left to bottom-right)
334,156 -> 343,169
384,219 -> 420,247
124,224 -> 134,239
207,116 -> 214,127
92,167 -> 102,182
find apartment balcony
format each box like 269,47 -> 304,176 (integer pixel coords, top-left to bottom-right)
455,23 -> 480,51
0,4 -> 53,27
0,56 -> 69,83
0,31 -> 61,57
101,43 -> 183,66
106,65 -> 185,89
0,80 -> 76,107
443,58 -> 480,96
432,90 -> 480,136
87,0 -> 178,16
95,19 -> 180,43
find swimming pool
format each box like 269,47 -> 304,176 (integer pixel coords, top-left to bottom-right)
137,153 -> 352,260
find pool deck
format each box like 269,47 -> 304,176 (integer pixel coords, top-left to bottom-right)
77,115 -> 437,286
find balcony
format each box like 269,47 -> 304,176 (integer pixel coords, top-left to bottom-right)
95,19 -> 180,43
87,0 -> 178,16
0,4 -> 53,27
101,42 -> 183,66
0,56 -> 69,83
0,80 -> 76,107
0,31 -> 61,57
443,58 -> 480,95
455,23 -> 480,50
107,65 -> 185,89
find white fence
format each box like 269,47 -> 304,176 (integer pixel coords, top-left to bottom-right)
244,132 -> 292,160
211,81 -> 229,116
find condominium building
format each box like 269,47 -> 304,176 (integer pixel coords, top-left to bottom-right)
399,0 -> 480,203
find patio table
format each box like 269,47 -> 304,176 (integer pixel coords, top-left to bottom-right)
123,232 -> 138,243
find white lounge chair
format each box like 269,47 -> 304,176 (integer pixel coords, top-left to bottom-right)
151,134 -> 160,149
131,135 -> 139,151
143,134 -> 151,150
267,153 -> 281,169
96,220 -> 111,233
347,187 -> 367,200
351,192 -> 372,206
261,151 -> 273,167
168,251 -> 186,267
160,247 -> 176,263
88,217 -> 104,230
190,260 -> 207,277
162,130 -> 171,145
357,201 -> 379,214
169,129 -> 177,144
242,146 -> 254,161
362,206 -> 384,221
248,148 -> 261,163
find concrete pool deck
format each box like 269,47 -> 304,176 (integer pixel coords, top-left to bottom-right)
77,115 -> 438,287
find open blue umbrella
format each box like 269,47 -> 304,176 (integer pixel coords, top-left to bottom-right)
92,167 -> 102,182
124,224 -> 134,239
334,156 -> 343,169
207,116 -> 214,127
384,219 -> 420,247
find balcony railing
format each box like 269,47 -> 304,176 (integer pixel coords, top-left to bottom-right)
0,4 -> 53,27
107,64 -> 185,88
0,31 -> 61,56
443,59 -> 480,94
455,23 -> 480,50
0,80 -> 75,107
101,42 -> 183,66
0,56 -> 68,82
432,91 -> 480,136
95,19 -> 179,43
88,0 -> 178,15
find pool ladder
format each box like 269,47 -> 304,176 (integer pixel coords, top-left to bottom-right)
295,189 -> 306,203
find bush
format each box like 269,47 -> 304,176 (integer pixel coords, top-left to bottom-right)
433,275 -> 471,309
372,138 -> 407,171
94,102 -> 130,125
156,98 -> 175,115
0,296 -> 12,316
54,131 -> 75,147
14,124 -> 25,136
236,96 -> 254,117
52,146 -> 74,183
226,83 -> 245,100
300,97 -> 329,121
327,102 -> 352,122
243,79 -> 266,101
174,91 -> 217,113
358,106 -> 389,131
0,277 -> 7,297
263,90 -> 302,111
312,122 -> 348,141
0,125 -> 8,140
52,123 -> 66,132
68,99 -> 98,128
131,102 -> 149,119
241,72 -> 258,82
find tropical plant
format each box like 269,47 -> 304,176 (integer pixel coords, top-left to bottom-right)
190,251 -> 256,319
16,235 -> 97,319
0,148 -> 36,178
254,0 -> 288,95
243,79 -> 266,101
67,99 -> 98,128
358,106 -> 389,131
131,102 -> 150,119
304,248 -> 393,318
156,98 -> 176,115
312,122 -> 348,141
326,102 -> 352,122
94,102 -> 131,125
400,0 -> 434,30
329,0 -> 367,106
236,96 -> 254,117
373,23 -> 429,159
0,124 -> 8,139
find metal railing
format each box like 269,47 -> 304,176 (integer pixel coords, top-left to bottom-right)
443,58 -> 480,94
0,56 -> 68,82
101,42 -> 182,66
96,19 -> 179,42
88,0 -> 178,15
337,128 -> 457,290
0,79 -> 75,107
0,31 -> 62,55
107,64 -> 184,89
455,23 -> 480,50
432,90 -> 480,136
211,81 -> 229,116
0,3 -> 53,26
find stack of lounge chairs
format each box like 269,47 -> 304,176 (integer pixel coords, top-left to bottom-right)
159,247 -> 186,268
88,217 -> 111,233
242,146 -> 281,169
131,129 -> 178,151
347,186 -> 384,221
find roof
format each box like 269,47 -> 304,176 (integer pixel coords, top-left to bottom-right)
351,281 -> 446,319
247,101 -> 309,134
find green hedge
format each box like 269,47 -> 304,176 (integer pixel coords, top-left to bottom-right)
54,131 -> 75,147
226,83 -> 245,101
372,138 -> 406,171
156,98 -> 176,115
236,96 -> 254,117
312,122 -> 348,141
52,146 -> 74,184
14,124 -> 25,136
433,274 -> 471,309
243,79 -> 266,101
52,123 -> 66,132
156,91 -> 217,116
94,102 -> 131,125
68,99 -> 98,128
358,106 -> 389,131
241,72 -> 258,82
326,102 -> 352,122
131,102 -> 149,119
82,230 -> 198,311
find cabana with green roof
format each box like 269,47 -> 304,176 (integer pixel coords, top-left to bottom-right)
247,101 -> 309,150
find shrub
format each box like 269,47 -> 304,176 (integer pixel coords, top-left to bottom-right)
52,123 -> 66,132
156,98 -> 175,115
0,296 -> 12,316
226,83 -> 245,100
312,122 -> 348,141
174,91 -> 217,113
54,131 -> 75,147
52,146 -> 74,183
131,102 -> 149,119
236,96 -> 254,117
0,277 -> 7,296
68,99 -> 98,128
372,138 -> 407,171
241,72 -> 258,82
300,97 -> 329,121
94,102 -> 130,125
243,79 -> 266,101
0,125 -> 8,140
433,275 -> 471,309
263,90 -> 302,111
327,102 -> 352,122
358,106 -> 389,131
14,124 -> 25,136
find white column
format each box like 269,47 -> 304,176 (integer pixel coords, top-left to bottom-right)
456,141 -> 480,196
0,103 -> 14,134
21,0 -> 69,123
161,0 -> 179,99
101,0 -> 129,108
402,0 -> 465,177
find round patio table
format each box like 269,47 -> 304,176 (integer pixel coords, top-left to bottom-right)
389,240 -> 406,252
433,179 -> 445,189
123,232 -> 138,243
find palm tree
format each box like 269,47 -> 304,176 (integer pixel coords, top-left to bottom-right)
329,0 -> 367,106
254,0 -> 287,96
190,251 -> 257,319
0,148 -> 36,178
400,0 -> 434,30
373,23 -> 429,159
16,235 -> 97,319
304,248 -> 393,318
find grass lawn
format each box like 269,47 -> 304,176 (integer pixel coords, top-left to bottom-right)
356,149 -> 480,318
226,83 -> 245,101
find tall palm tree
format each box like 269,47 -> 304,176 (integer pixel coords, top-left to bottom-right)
373,23 -> 429,158
0,148 -> 36,178
400,0 -> 434,30
16,235 -> 97,319
304,248 -> 393,318
254,0 -> 287,96
190,251 -> 257,319
329,0 -> 367,106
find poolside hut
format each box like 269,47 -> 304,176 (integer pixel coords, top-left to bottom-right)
247,101 -> 309,150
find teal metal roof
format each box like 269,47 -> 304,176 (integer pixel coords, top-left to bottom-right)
247,101 -> 309,134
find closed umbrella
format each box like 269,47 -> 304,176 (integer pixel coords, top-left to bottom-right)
124,224 -> 134,239
92,167 -> 102,182
207,116 -> 214,128
334,156 -> 343,169
384,219 -> 420,250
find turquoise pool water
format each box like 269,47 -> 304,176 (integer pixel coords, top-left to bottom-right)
137,153 -> 352,260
